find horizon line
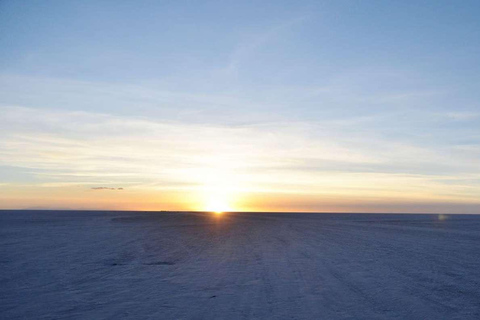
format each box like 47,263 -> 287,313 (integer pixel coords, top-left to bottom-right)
0,209 -> 478,215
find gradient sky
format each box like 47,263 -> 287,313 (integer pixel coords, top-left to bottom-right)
1,0 -> 480,213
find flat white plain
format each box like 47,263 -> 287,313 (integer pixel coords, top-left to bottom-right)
1,211 -> 479,319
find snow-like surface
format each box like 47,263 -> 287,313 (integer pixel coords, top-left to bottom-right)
1,211 -> 480,319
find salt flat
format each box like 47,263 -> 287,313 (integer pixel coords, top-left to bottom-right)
1,211 -> 480,319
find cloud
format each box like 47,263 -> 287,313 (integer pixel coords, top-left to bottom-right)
0,66 -> 479,211
441,112 -> 480,121
0,105 -> 479,207
91,187 -> 124,190
222,14 -> 310,76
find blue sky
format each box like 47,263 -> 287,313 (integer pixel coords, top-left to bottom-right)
0,1 -> 479,212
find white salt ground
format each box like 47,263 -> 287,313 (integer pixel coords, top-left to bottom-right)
1,211 -> 480,319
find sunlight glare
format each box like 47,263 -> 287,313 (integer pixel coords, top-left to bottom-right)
205,194 -> 232,213
202,179 -> 236,213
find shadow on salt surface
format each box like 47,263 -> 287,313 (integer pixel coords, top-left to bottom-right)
143,261 -> 176,266
103,212 -> 227,270
110,211 -> 222,227
347,214 -> 480,234
108,261 -> 175,266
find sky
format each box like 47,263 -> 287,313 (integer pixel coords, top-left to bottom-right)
1,0 -> 479,213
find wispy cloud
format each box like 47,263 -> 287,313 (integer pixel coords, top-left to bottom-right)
440,112 -> 480,121
1,68 -> 479,212
222,15 -> 311,76
1,105 -> 479,209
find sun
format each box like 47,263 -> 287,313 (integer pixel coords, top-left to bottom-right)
203,184 -> 235,213
200,169 -> 240,214
205,195 -> 232,214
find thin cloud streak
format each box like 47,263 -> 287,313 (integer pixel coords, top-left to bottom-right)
222,14 -> 311,76
1,105 -> 479,212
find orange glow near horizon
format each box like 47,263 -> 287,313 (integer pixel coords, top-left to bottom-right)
1,175 -> 480,214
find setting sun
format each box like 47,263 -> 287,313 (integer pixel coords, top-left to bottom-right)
202,181 -> 236,213
204,194 -> 233,213
200,169 -> 240,213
